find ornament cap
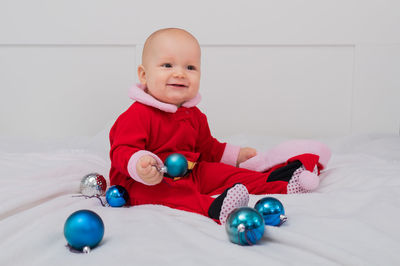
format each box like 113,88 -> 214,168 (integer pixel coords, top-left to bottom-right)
82,246 -> 91,253
237,224 -> 246,233
280,214 -> 288,225
159,166 -> 167,174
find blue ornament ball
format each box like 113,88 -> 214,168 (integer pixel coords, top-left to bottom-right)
105,185 -> 129,207
225,207 -> 265,245
254,197 -> 287,226
64,210 -> 104,251
164,153 -> 188,177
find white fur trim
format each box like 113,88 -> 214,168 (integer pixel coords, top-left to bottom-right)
129,83 -> 201,113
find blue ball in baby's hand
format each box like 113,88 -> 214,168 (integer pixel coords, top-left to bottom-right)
225,207 -> 265,245
254,197 -> 287,226
64,209 -> 104,252
164,153 -> 188,177
105,185 -> 129,207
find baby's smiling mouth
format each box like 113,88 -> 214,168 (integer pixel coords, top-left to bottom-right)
167,83 -> 188,88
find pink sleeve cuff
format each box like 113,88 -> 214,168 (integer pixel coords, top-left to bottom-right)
220,143 -> 241,166
127,150 -> 164,186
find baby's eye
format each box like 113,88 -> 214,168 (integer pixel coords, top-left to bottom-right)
162,63 -> 172,68
187,65 -> 196,70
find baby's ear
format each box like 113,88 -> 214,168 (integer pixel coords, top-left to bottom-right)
137,64 -> 147,85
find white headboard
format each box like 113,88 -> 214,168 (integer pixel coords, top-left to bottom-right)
1,1 -> 399,140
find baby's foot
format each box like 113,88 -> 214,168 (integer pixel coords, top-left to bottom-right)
208,184 -> 249,225
287,165 -> 319,194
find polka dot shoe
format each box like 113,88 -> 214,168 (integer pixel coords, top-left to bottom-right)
287,165 -> 319,194
219,184 -> 249,225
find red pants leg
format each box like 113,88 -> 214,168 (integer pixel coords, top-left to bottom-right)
192,162 -> 288,196
124,173 -> 214,218
123,161 -> 290,220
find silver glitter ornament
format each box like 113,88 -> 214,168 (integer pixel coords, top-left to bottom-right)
80,173 -> 107,197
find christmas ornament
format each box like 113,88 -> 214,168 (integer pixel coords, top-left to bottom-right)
82,246 -> 91,253
225,207 -> 265,245
254,197 -> 287,226
80,173 -> 107,197
161,153 -> 188,177
105,185 -> 129,207
64,210 -> 104,252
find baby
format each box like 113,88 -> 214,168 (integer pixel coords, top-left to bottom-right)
109,28 -> 329,224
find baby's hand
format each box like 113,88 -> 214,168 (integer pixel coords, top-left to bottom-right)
237,147 -> 257,167
136,155 -> 164,185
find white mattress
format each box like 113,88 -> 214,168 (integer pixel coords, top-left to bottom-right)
1,133 -> 399,266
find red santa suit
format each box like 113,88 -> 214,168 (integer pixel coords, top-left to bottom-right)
109,84 -> 322,221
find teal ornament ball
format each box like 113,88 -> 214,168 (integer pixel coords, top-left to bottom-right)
164,153 -> 188,177
105,185 -> 129,207
64,210 -> 104,251
225,207 -> 265,245
254,197 -> 287,226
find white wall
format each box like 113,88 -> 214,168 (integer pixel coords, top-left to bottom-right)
1,0 -> 399,140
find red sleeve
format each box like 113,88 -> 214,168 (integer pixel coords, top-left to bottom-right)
195,110 -> 227,162
109,103 -> 150,177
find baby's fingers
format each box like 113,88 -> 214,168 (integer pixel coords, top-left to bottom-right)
146,167 -> 163,185
140,156 -> 152,168
150,166 -> 162,179
137,158 -> 151,176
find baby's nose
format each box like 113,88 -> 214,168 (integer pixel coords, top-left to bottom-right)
173,68 -> 186,78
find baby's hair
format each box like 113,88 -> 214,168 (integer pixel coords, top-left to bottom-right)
142,28 -> 200,65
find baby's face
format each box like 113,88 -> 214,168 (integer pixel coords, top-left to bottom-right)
138,30 -> 201,107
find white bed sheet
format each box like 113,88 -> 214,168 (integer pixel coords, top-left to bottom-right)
0,133 -> 399,266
